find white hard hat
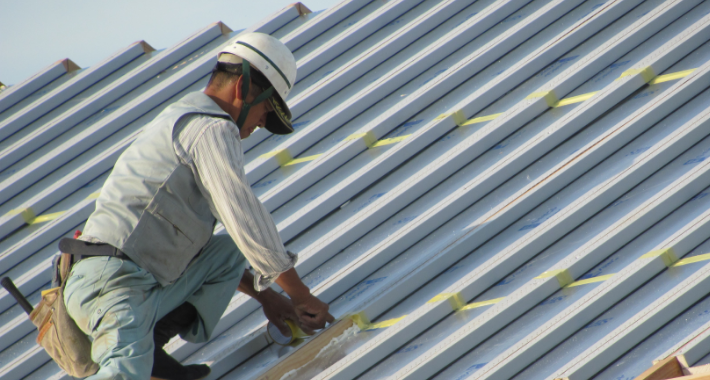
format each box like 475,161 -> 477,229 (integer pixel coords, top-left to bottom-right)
218,33 -> 297,134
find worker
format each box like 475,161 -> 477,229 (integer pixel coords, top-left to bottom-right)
61,32 -> 334,380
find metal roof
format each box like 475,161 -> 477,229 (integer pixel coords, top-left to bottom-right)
1,0 -> 710,379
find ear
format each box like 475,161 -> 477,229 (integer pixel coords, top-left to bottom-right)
234,74 -> 245,101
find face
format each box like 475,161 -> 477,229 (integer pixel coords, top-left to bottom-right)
233,77 -> 273,140
238,93 -> 273,139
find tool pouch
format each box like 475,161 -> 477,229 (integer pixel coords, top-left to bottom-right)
33,253 -> 98,377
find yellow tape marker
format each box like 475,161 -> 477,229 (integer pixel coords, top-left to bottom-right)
259,149 -> 293,167
649,68 -> 695,84
617,66 -> 656,83
434,110 -> 466,126
345,131 -> 377,148
284,154 -> 322,166
8,208 -> 36,224
535,269 -> 574,288
526,90 -> 559,108
367,316 -> 406,330
87,192 -> 101,199
428,292 -> 465,310
347,311 -> 371,331
554,92 -> 598,107
434,113 -> 451,121
640,247 -> 677,267
672,252 -> 710,267
372,134 -> 411,148
460,297 -> 505,311
30,211 -> 67,225
461,113 -> 503,126
452,110 -> 466,127
565,274 -> 615,288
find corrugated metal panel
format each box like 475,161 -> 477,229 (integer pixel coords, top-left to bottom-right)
0,4 -> 318,379
1,0 -> 710,379
0,59 -> 81,116
0,41 -> 155,143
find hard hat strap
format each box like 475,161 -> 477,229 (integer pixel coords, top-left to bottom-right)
236,60 -> 275,129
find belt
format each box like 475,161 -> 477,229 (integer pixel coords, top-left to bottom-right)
58,238 -> 131,262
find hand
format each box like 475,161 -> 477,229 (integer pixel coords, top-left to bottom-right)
274,267 -> 335,334
291,293 -> 335,335
258,290 -> 298,336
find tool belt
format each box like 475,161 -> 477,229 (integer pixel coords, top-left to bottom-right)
32,238 -> 131,377
53,238 -> 131,287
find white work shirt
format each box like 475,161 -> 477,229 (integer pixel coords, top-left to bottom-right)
173,114 -> 296,291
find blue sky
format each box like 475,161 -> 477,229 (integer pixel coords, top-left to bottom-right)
0,0 -> 342,86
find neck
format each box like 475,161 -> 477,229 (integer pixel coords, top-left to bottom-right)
204,87 -> 242,123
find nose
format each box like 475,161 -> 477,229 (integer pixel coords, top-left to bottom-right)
258,111 -> 268,128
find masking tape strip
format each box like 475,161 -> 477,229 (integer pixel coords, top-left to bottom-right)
368,296 -> 504,331
672,252 -> 710,267
461,113 -> 503,126
566,274 -> 615,288
554,92 -> 597,107
649,68 -> 695,84
7,208 -> 36,224
460,297 -> 505,311
371,135 -> 411,148
359,248 -> 704,330
30,211 -> 67,225
640,247 -> 677,267
347,311 -> 371,331
535,269 -> 573,288
452,110 -> 466,127
526,90 -> 558,108
284,154 -> 322,166
617,66 -> 656,83
434,113 -> 450,121
259,149 -> 293,166
434,110 -> 466,126
367,316 -> 406,330
345,131 -> 377,147
428,292 -> 465,310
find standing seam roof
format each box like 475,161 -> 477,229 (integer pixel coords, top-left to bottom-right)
1,0 -> 710,379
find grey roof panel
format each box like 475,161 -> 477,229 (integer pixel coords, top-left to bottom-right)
0,59 -> 81,116
594,286 -> 710,379
2,0 -> 710,379
0,41 -> 155,143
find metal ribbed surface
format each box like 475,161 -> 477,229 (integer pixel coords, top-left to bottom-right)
1,1 -> 709,379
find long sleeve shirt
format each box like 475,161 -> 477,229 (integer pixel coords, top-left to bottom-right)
173,114 -> 296,290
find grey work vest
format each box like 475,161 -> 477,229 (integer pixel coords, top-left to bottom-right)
84,92 -> 234,285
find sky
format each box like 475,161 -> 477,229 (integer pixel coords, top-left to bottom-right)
0,0 -> 343,86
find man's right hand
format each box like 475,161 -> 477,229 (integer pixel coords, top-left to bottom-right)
275,267 -> 334,335
291,293 -> 335,334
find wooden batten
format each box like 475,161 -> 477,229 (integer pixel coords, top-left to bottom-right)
635,356 -> 685,380
257,318 -> 355,380
635,356 -> 710,380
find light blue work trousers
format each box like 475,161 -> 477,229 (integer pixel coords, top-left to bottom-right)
63,234 -> 247,380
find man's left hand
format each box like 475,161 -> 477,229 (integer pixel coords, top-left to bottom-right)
258,290 -> 298,336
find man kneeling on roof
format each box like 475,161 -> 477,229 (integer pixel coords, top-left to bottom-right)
62,32 -> 334,380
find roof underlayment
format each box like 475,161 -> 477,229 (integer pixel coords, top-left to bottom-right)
1,0 -> 710,379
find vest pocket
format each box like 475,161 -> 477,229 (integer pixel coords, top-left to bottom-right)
155,211 -> 194,244
129,210 -> 197,283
